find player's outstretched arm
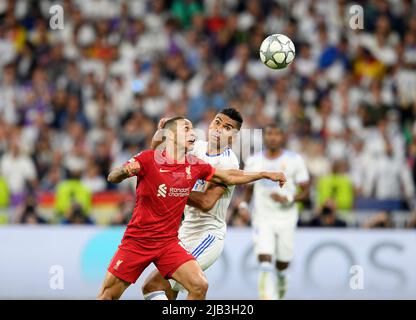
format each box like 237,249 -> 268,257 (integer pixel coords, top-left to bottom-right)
209,169 -> 286,187
187,182 -> 227,212
107,162 -> 141,184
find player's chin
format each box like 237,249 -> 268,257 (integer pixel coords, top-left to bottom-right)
185,140 -> 195,151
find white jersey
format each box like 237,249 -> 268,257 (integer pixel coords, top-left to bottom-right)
244,150 -> 309,225
179,140 -> 239,240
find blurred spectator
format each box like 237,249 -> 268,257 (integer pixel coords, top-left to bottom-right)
0,138 -> 37,195
363,211 -> 394,228
348,136 -> 372,196
359,15 -> 399,66
307,200 -> 347,228
0,63 -> 20,125
82,162 -> 107,193
364,133 -> 415,207
407,212 -> 416,229
0,0 -> 415,226
54,170 -> 92,217
408,134 -> 416,196
56,95 -> 89,129
110,199 -> 134,226
91,140 -> 112,180
188,75 -> 227,123
61,202 -> 94,225
0,176 -> 9,209
171,0 -> 203,29
14,193 -> 46,224
316,160 -> 354,210
364,117 -> 405,161
228,207 -> 251,227
40,164 -> 62,191
304,140 -> 332,179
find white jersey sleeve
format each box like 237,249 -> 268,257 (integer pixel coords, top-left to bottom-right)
246,150 -> 309,225
243,155 -> 256,171
294,154 -> 310,184
179,144 -> 240,240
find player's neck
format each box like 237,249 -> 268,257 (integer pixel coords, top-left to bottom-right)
207,142 -> 228,156
165,144 -> 186,163
265,148 -> 283,159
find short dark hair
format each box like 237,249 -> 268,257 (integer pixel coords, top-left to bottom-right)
162,116 -> 186,132
219,108 -> 243,130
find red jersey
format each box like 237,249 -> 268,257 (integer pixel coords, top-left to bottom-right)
122,149 -> 215,242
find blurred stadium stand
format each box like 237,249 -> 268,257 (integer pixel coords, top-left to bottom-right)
0,0 -> 415,227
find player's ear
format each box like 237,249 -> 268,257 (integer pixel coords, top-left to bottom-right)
164,128 -> 175,141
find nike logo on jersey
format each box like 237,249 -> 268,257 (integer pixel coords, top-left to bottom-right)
159,169 -> 170,173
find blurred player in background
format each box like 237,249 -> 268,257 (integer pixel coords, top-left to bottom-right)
142,108 -> 243,300
98,117 -> 286,300
239,123 -> 310,300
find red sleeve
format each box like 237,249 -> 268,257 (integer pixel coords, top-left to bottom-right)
197,162 -> 216,181
123,150 -> 153,178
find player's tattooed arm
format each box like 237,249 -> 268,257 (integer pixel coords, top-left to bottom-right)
209,169 -> 286,187
187,182 -> 227,212
107,162 -> 141,183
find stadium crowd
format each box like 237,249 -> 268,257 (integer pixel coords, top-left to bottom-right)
0,0 -> 415,227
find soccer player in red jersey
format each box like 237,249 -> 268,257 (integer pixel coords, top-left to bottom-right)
97,117 -> 286,300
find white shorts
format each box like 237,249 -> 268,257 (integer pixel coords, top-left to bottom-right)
170,232 -> 224,292
253,220 -> 296,262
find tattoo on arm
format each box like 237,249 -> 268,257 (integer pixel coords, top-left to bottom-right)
107,167 -> 130,184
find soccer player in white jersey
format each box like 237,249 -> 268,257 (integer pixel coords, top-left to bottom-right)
240,123 -> 310,300
141,108 -> 243,300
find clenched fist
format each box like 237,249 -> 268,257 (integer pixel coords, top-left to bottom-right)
263,172 -> 287,188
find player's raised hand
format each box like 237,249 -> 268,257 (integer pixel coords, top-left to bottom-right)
151,119 -> 169,150
158,117 -> 170,129
264,172 -> 286,187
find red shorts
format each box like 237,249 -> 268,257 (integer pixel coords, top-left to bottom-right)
107,237 -> 195,284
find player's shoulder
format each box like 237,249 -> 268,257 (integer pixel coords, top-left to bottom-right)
128,150 -> 153,161
138,149 -> 155,158
283,149 -> 302,159
282,149 -> 306,166
218,148 -> 239,169
132,150 -> 156,164
227,148 -> 240,168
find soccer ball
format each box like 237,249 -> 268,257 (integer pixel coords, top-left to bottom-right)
259,34 -> 296,69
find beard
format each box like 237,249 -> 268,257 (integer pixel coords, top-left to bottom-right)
267,144 -> 281,153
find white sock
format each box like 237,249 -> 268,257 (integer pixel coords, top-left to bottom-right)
276,268 -> 289,300
143,291 -> 168,300
258,261 -> 275,300
277,268 -> 289,278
